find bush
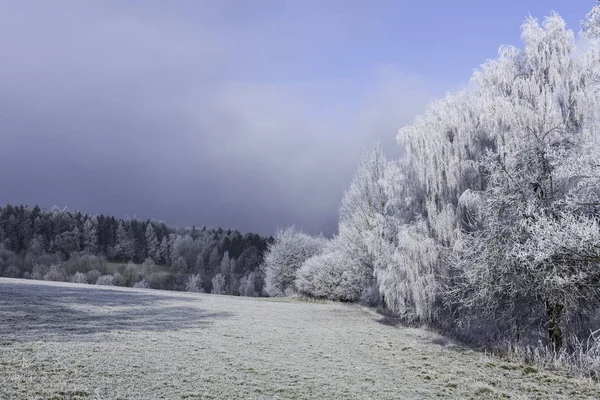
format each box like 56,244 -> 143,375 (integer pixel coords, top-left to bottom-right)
24,252 -> 62,274
95,275 -> 114,286
72,272 -> 88,284
111,272 -> 127,286
296,250 -> 368,302
64,252 -> 107,275
32,264 -> 48,280
142,258 -> 157,274
3,265 -> 20,278
44,264 -> 66,282
121,263 -> 142,286
86,269 -> 101,285
133,280 -> 149,289
146,271 -> 176,290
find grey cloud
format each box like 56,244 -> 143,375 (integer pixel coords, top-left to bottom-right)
0,1 -> 442,235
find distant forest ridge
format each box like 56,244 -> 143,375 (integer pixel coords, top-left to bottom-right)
0,204 -> 272,294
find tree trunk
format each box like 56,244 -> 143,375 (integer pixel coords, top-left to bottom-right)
546,301 -> 564,351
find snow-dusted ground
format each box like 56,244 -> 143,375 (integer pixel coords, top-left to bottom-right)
0,278 -> 598,400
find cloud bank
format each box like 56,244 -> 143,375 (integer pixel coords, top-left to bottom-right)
0,1 -> 446,235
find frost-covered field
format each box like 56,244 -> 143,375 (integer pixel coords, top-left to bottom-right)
0,278 -> 598,400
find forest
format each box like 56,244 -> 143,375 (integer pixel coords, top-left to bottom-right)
0,204 -> 271,295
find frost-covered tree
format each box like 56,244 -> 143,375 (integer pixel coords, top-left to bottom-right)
52,227 -> 81,257
173,256 -> 188,273
29,235 -> 46,256
220,251 -> 232,276
336,144 -> 429,316
393,12 -> 600,348
145,224 -> 159,262
185,273 -> 203,292
451,13 -> 600,349
582,5 -> 600,39
159,236 -> 169,264
114,222 -> 135,262
377,218 -> 439,323
170,234 -> 199,272
219,251 -> 237,295
239,270 -> 259,297
337,143 -> 388,277
208,246 -> 221,275
82,218 -> 98,253
262,226 -> 326,297
211,273 -> 226,295
363,159 -> 439,323
308,144 -> 401,307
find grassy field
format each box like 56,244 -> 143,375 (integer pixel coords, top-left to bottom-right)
1,278 -> 599,399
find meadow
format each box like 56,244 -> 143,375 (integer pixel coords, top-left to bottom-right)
1,278 -> 599,400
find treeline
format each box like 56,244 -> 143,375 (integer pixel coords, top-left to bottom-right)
0,204 -> 271,295
261,7 -> 600,376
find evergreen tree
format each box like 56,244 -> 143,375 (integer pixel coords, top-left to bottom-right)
82,218 -> 98,253
159,236 -> 169,264
145,223 -> 159,262
115,222 -> 135,262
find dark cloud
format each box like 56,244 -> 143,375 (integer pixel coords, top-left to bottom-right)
0,1 -> 440,235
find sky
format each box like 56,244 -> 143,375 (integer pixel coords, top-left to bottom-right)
0,0 -> 596,236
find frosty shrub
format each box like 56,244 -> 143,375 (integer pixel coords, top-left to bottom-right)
359,280 -> 382,307
111,272 -> 126,287
2,265 -> 20,278
296,240 -> 371,302
142,258 -> 157,275
146,271 -> 176,290
3,265 -> 20,278
0,246 -> 16,266
133,279 -> 149,289
25,253 -> 61,274
32,264 -> 48,281
262,226 -> 327,297
96,274 -> 114,286
72,271 -> 88,284
86,269 -> 101,285
185,273 -> 203,292
44,264 -> 66,282
122,262 -> 142,286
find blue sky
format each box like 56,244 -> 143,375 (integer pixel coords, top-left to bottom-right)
0,1 -> 596,235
